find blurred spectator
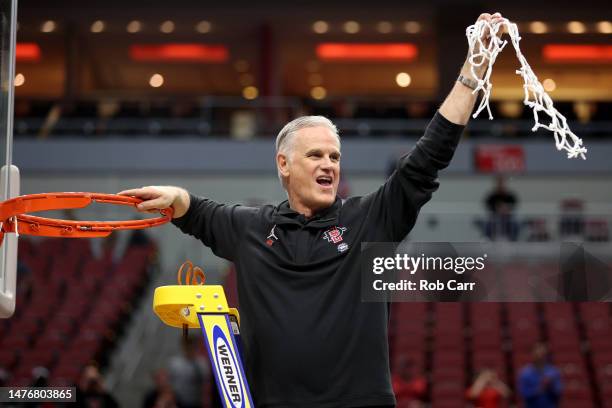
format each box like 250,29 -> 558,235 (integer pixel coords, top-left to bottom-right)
0,369 -> 18,408
17,258 -> 32,278
466,368 -> 510,408
168,336 -> 210,408
524,218 -> 550,242
585,219 -> 609,242
143,369 -> 177,408
75,362 -> 119,407
391,357 -> 427,408
484,175 -> 519,241
129,227 -> 153,247
518,343 -> 562,408
27,367 -> 52,408
0,368 -> 9,386
31,366 -> 49,387
559,199 -> 584,237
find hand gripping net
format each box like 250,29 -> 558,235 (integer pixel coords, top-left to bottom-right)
465,18 -> 587,160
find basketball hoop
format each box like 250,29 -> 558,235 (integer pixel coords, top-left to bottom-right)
0,192 -> 173,244
465,17 -> 587,160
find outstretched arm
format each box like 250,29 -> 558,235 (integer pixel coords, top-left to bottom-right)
119,185 -> 257,261
439,12 -> 504,125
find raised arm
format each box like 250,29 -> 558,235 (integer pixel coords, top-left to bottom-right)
439,12 -> 504,125
367,13 -> 506,241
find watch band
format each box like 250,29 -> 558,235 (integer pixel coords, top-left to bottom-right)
457,74 -> 479,90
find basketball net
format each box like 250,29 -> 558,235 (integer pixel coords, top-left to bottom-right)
465,18 -> 587,160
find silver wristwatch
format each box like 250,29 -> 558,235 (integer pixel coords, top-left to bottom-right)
457,74 -> 478,90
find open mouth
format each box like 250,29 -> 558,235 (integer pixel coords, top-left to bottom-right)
316,175 -> 333,188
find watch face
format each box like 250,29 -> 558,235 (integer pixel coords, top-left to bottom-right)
459,75 -> 477,90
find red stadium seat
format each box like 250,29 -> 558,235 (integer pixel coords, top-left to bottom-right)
9,319 -> 42,337
431,380 -> 465,405
430,399 -> 464,408
592,350 -> 612,366
9,376 -> 32,387
594,363 -> 612,385
589,334 -> 612,353
561,399 -> 594,408
579,303 -> 610,319
51,363 -> 82,386
7,234 -> 157,396
471,333 -> 503,350
473,350 -> 506,369
0,350 -> 18,370
19,349 -> 55,368
1,333 -> 31,349
391,353 -> 425,372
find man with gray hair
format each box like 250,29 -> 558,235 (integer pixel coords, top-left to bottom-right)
120,12 -> 504,407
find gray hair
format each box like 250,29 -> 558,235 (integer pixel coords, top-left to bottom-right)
275,116 -> 340,187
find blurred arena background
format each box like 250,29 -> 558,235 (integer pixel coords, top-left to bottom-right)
1,0 -> 611,406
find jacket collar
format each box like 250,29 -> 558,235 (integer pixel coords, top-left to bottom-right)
273,197 -> 342,228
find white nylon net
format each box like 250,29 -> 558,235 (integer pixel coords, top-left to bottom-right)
465,18 -> 587,159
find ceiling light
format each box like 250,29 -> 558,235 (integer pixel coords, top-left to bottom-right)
529,21 -> 548,34
313,21 -> 329,34
404,21 -> 421,34
41,20 -> 56,33
196,21 -> 212,33
596,21 -> 612,34
343,21 -> 360,34
311,86 -> 327,99
377,21 -> 392,34
243,86 -> 259,100
395,72 -> 411,87
567,21 -> 586,34
127,20 -> 142,33
542,78 -> 556,92
90,20 -> 105,33
160,21 -> 175,34
149,73 -> 164,88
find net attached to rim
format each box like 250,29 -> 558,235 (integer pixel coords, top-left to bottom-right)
465,18 -> 587,160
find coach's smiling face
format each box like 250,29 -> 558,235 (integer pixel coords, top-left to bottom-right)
278,126 -> 341,218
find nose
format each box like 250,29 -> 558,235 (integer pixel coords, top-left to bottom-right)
320,156 -> 335,170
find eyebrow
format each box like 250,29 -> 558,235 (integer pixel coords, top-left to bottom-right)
305,149 -> 341,157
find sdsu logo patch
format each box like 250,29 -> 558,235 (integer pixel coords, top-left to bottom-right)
323,226 -> 347,244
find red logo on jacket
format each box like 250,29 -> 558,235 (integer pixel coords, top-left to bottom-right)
323,226 -> 347,244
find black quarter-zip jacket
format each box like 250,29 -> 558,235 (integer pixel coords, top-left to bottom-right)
173,112 -> 464,407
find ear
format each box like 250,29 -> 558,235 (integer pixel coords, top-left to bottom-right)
277,153 -> 290,178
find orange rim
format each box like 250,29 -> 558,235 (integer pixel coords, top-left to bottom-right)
0,192 -> 173,239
